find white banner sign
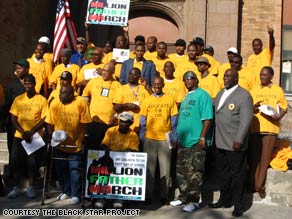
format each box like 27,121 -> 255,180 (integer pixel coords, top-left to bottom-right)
85,150 -> 147,201
86,0 -> 130,26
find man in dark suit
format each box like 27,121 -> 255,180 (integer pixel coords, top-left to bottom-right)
209,69 -> 253,217
120,44 -> 156,87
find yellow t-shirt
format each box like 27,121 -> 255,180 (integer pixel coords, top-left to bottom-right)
199,74 -> 220,98
140,94 -> 178,140
113,84 -> 150,129
27,58 -> 52,93
31,52 -> 54,72
218,62 -> 231,78
101,126 -> 139,151
133,59 -> 143,71
152,57 -> 171,77
77,62 -> 105,84
45,96 -> 92,152
169,53 -> 188,67
82,77 -> 121,124
49,63 -> 79,89
9,93 -> 48,138
247,47 -> 273,85
144,51 -> 157,61
250,84 -> 288,134
174,60 -> 199,80
163,78 -> 187,103
129,50 -> 135,59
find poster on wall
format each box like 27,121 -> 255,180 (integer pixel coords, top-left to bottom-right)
85,150 -> 147,201
86,0 -> 130,26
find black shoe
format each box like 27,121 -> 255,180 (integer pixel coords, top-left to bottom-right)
199,202 -> 209,209
208,201 -> 232,208
160,198 -> 169,205
232,208 -> 243,217
144,198 -> 152,205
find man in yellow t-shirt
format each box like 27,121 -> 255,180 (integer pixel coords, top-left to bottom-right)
229,54 -> 255,91
49,48 -> 79,90
195,57 -> 220,99
27,43 -> 52,97
113,67 -> 152,132
77,47 -> 105,94
163,61 -> 186,107
82,63 -> 121,149
169,39 -> 188,68
153,42 -> 171,77
46,85 -> 91,204
174,43 -> 199,80
218,47 -> 238,78
248,66 -> 287,199
101,112 -> 139,152
144,36 -> 158,61
7,74 -> 47,199
247,26 -> 275,85
140,76 -> 178,205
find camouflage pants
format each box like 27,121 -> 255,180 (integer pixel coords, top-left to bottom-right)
176,146 -> 206,204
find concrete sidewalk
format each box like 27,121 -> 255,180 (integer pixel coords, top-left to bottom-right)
0,189 -> 292,219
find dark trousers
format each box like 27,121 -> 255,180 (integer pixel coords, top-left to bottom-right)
216,148 -> 247,209
86,121 -> 108,149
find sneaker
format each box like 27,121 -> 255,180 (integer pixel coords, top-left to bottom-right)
56,193 -> 69,201
7,186 -> 21,199
113,201 -> 123,208
182,203 -> 199,213
26,186 -> 37,199
170,200 -> 183,206
95,199 -> 105,208
70,197 -> 80,205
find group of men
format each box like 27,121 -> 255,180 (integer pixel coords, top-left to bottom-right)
0,24 -> 288,217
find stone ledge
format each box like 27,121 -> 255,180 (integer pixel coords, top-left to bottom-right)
266,168 -> 292,207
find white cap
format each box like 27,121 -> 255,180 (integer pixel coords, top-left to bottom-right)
119,112 -> 134,122
38,36 -> 50,45
51,130 -> 67,147
227,47 -> 238,54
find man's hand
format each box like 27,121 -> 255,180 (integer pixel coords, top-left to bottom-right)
267,25 -> 274,35
22,131 -> 34,143
128,103 -> 140,113
198,138 -> 206,150
233,141 -> 241,151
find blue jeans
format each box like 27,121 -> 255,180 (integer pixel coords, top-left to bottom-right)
54,149 -> 82,198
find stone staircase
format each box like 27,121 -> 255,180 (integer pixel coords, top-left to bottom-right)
0,133 -> 8,174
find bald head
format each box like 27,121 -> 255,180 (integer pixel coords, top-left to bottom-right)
223,68 -> 238,89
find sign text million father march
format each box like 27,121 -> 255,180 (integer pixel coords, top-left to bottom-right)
85,150 -> 147,201
86,0 -> 130,26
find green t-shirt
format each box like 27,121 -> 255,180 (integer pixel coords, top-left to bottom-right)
177,88 -> 213,148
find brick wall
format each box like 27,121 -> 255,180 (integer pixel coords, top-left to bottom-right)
241,0 -> 282,84
0,0 -> 55,85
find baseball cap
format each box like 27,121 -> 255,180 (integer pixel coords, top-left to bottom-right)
51,130 -> 67,147
119,112 -> 134,122
175,39 -> 186,46
227,47 -> 238,54
60,71 -> 73,81
134,35 -> 145,44
204,45 -> 214,53
60,48 -> 72,57
195,57 -> 211,66
13,58 -> 30,68
38,36 -> 50,45
183,71 -> 197,81
190,37 -> 204,45
76,37 -> 87,45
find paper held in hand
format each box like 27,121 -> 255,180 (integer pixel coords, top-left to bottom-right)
166,132 -> 174,149
21,132 -> 45,155
258,104 -> 279,116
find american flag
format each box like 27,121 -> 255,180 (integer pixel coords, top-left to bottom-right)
53,0 -> 77,62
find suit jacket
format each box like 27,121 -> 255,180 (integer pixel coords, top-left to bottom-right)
119,58 -> 156,87
214,85 -> 253,151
